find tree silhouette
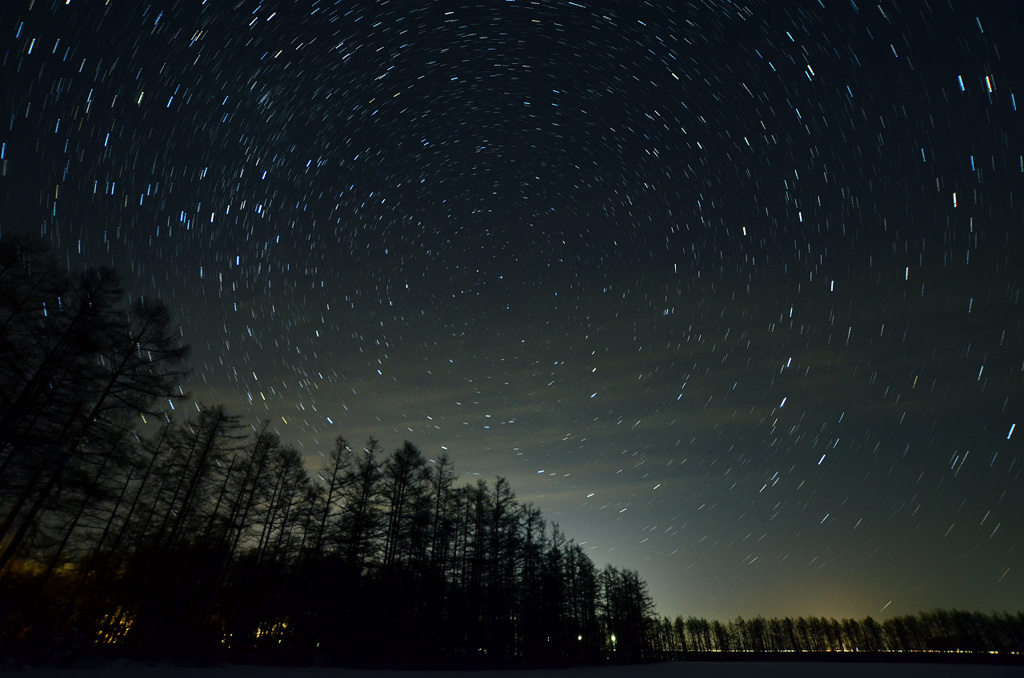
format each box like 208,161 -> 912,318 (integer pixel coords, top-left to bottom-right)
0,237 -> 190,575
5,236 -> 1017,667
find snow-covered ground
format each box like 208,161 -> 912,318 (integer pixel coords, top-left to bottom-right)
8,662 -> 1021,678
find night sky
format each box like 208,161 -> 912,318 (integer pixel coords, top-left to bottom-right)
2,0 -> 1022,623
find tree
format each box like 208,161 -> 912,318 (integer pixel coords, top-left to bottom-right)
0,239 -> 189,574
156,405 -> 243,548
252,443 -> 310,566
426,452 -> 457,579
0,267 -> 125,566
380,441 -> 429,570
221,425 -> 278,561
598,565 -> 656,661
340,438 -> 383,571
309,435 -> 354,558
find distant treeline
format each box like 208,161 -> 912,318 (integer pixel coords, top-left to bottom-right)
0,235 -> 655,667
647,610 -> 1024,657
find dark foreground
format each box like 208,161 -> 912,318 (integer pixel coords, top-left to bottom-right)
7,658 -> 1024,678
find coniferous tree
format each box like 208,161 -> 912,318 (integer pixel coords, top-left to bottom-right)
341,438 -> 384,573
309,435 -> 354,558
380,441 -> 429,571
426,452 -> 456,579
0,238 -> 189,577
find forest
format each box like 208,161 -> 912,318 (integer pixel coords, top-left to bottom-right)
1,234 -> 1020,668
0,235 -> 654,667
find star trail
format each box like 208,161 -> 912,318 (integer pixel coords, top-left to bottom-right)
2,0 -> 1022,622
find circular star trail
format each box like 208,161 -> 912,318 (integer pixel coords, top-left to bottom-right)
2,0 -> 1022,621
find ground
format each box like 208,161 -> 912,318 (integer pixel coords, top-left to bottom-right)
9,661 -> 1021,678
